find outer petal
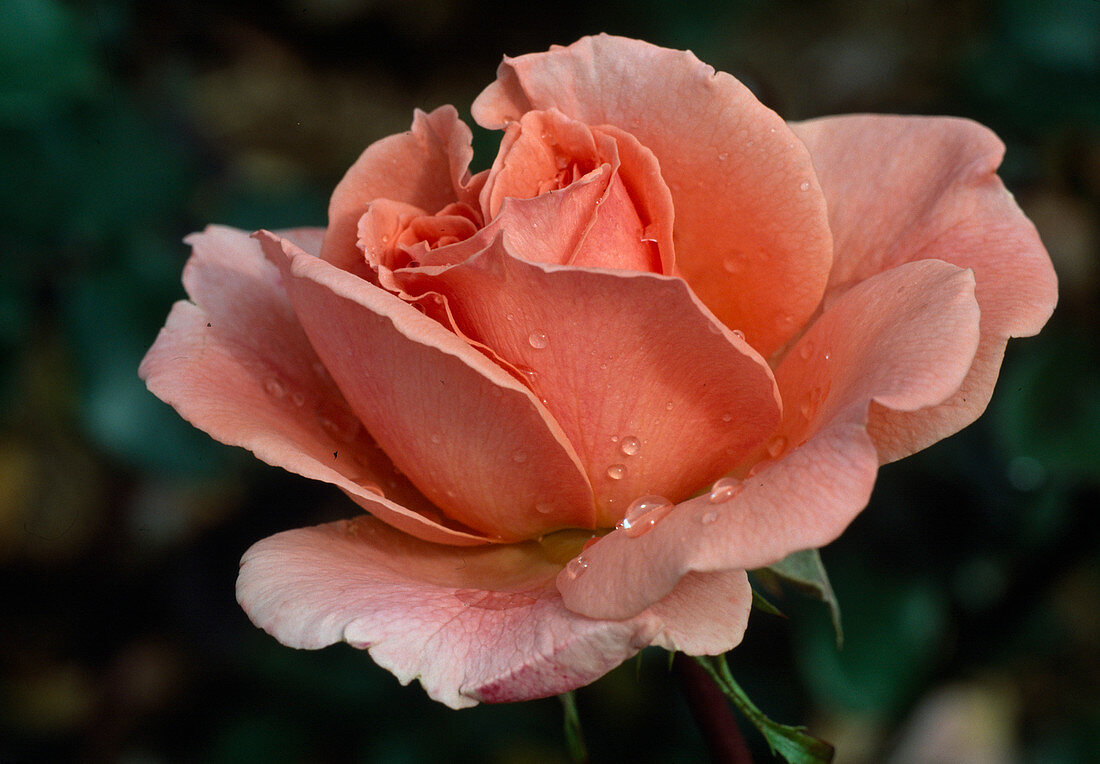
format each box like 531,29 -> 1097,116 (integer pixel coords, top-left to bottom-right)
139,227 -> 494,545
256,231 -> 596,539
394,236 -> 782,526
472,34 -> 833,355
322,106 -> 482,273
559,260 -> 981,619
236,515 -> 753,708
792,115 -> 1058,462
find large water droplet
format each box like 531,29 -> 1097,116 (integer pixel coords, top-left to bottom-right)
767,435 -> 788,458
617,495 -> 673,538
606,464 -> 626,480
528,330 -> 548,349
709,477 -> 743,503
264,378 -> 286,398
565,555 -> 589,580
620,436 -> 640,457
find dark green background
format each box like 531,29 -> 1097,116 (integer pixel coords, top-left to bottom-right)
2,0 -> 1098,761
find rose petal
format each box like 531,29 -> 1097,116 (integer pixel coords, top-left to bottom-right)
139,226 -> 494,546
559,259 -> 980,619
256,231 -> 597,539
792,115 -> 1058,462
472,34 -> 833,355
394,235 -> 782,526
322,106 -> 484,273
236,515 -> 753,708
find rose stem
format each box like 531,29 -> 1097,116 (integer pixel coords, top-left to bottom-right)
673,652 -> 754,763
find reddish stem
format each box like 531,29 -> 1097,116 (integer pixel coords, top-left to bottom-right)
673,653 -> 754,764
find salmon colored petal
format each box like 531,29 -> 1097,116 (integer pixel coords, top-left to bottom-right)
559,260 -> 980,619
138,226 -> 494,546
236,515 -> 753,708
393,236 -> 781,526
255,231 -> 596,539
472,34 -> 833,355
792,115 -> 1058,462
322,106 -> 482,273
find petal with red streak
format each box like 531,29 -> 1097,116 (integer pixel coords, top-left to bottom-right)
236,515 -> 753,708
256,231 -> 596,539
559,259 -> 980,619
472,34 -> 832,355
394,236 -> 781,526
139,226 -> 493,546
792,115 -> 1058,462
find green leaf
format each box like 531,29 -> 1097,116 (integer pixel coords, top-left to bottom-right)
766,549 -> 843,647
558,691 -> 587,763
693,655 -> 834,764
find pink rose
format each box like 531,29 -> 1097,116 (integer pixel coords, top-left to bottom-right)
140,35 -> 1057,708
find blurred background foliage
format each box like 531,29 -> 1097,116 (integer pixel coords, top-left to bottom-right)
1,0 -> 1097,761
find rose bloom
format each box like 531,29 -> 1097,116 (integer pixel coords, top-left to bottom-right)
141,36 -> 1057,708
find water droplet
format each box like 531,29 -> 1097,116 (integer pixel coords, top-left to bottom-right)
799,340 -> 814,360
709,477 -> 743,503
319,413 -> 361,442
606,464 -> 626,480
506,312 -> 515,321
799,180 -> 811,192
732,329 -> 746,341
358,481 -> 385,497
264,378 -> 286,398
565,555 -> 589,580
721,412 -> 733,423
291,392 -> 305,407
707,322 -> 722,335
528,330 -> 549,349
430,432 -> 442,444
512,450 -> 527,464
620,436 -> 640,456
722,257 -> 741,274
823,351 -> 832,361
535,502 -> 554,514
767,435 -> 788,458
717,151 -> 729,161
700,510 -> 719,525
617,495 -> 673,538
665,401 -> 674,411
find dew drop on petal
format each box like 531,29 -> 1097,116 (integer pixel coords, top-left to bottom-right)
565,555 -> 589,580
430,432 -> 442,444
620,436 -> 640,456
291,392 -> 305,407
535,502 -> 554,515
799,340 -> 814,360
512,450 -> 527,464
358,481 -> 385,497
264,378 -> 286,398
606,464 -> 626,480
665,401 -> 674,411
732,329 -> 746,341
708,477 -> 743,503
717,151 -> 729,161
617,495 -> 673,538
722,257 -> 740,274
528,330 -> 549,349
799,180 -> 811,191
767,435 -> 788,458
700,510 -> 719,525
721,412 -> 733,423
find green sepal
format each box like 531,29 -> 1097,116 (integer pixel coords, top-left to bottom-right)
764,548 -> 843,647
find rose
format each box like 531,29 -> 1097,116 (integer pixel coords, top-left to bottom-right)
140,35 -> 1057,708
